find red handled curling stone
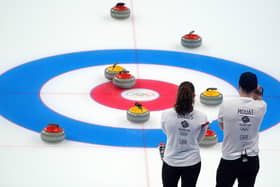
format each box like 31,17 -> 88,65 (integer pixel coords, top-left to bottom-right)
199,128 -> 218,146
111,2 -> 130,19
113,70 -> 136,88
181,30 -> 202,48
40,123 -> 65,143
127,102 -> 150,123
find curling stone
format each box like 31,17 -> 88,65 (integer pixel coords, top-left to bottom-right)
111,2 -> 130,19
181,30 -> 202,48
113,70 -> 136,88
200,128 -> 218,146
200,88 -> 223,105
104,63 -> 125,80
40,123 -> 65,143
127,102 -> 150,123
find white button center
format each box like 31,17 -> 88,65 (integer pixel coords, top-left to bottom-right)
121,88 -> 160,101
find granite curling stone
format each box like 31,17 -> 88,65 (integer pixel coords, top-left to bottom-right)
111,2 -> 130,19
104,63 -> 125,80
200,88 -> 223,105
127,102 -> 150,123
199,128 -> 218,146
41,123 -> 65,143
113,70 -> 136,88
181,30 -> 202,48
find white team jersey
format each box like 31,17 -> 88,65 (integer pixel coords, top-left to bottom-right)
161,109 -> 208,167
218,97 -> 267,160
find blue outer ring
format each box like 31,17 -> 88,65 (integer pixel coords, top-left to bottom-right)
0,49 -> 279,147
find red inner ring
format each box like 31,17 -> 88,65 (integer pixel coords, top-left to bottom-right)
91,79 -> 178,111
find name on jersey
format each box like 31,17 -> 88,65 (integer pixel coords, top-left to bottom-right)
237,108 -> 254,116
177,114 -> 193,120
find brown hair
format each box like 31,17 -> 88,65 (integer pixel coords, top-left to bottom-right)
174,81 -> 195,115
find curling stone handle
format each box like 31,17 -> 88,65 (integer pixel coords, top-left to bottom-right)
116,2 -> 125,6
112,62 -> 118,69
48,123 -> 59,127
206,88 -> 217,91
120,70 -> 129,74
189,30 -> 195,35
134,102 -> 143,109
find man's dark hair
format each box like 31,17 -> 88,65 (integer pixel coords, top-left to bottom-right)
239,72 -> 258,93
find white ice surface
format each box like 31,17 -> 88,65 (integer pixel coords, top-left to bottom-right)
0,0 -> 280,186
40,64 -> 237,129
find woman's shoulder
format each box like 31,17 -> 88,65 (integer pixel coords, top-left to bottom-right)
162,109 -> 176,116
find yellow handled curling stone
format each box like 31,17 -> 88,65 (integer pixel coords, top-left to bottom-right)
200,88 -> 223,105
104,63 -> 125,80
127,102 -> 150,123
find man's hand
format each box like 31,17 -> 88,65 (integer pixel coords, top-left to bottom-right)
253,86 -> 263,100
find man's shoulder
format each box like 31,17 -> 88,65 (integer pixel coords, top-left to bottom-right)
221,98 -> 241,107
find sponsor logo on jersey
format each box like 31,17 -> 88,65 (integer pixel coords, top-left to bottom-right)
241,116 -> 250,123
181,120 -> 189,128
